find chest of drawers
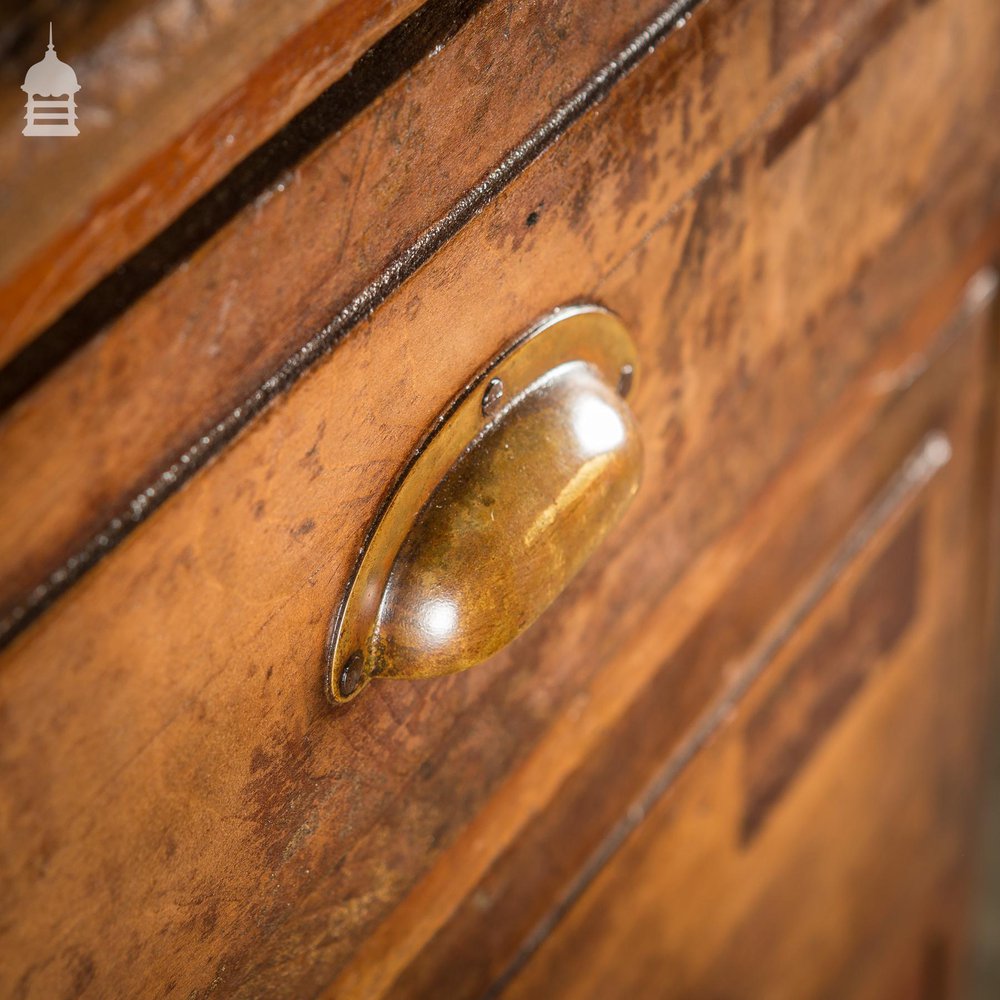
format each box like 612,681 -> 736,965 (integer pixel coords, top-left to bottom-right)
1,0 -> 999,996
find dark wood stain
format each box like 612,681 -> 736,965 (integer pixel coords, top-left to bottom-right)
768,0 -> 853,75
0,0 -> 490,415
765,0 -> 910,165
741,511 -> 923,844
920,933 -> 951,1000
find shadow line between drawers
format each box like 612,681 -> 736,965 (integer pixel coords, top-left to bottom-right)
0,0 -> 704,651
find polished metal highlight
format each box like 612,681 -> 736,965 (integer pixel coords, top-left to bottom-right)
325,305 -> 642,704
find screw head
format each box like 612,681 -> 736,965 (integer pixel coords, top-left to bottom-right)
617,364 -> 634,398
482,377 -> 504,416
339,651 -> 365,698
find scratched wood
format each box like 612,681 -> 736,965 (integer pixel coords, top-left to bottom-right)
0,0 -> 697,618
0,0 -> 428,363
10,0 -> 995,630
0,0 -> 693,373
0,0 -> 998,997
500,331 -> 996,998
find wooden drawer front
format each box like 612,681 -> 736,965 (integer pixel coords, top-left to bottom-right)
4,0 -> 1000,642
1,0 -> 999,997
500,297 -> 996,1000
342,271 -> 999,999
0,0 -> 695,630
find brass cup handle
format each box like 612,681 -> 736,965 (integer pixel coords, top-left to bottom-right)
326,305 -> 642,704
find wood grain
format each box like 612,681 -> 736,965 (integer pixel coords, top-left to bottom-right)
0,0 -> 702,628
0,0 -> 429,365
741,513 -> 921,844
500,340 -> 995,998
11,0 -> 993,639
0,0 -> 997,995
338,268 -> 999,1000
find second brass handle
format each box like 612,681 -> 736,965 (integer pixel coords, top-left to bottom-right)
326,306 -> 642,704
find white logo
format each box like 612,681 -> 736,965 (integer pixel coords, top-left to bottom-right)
22,24 -> 80,137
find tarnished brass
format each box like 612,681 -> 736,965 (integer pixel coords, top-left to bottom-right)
325,305 -> 642,704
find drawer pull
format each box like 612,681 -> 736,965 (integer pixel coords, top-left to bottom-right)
326,306 -> 642,703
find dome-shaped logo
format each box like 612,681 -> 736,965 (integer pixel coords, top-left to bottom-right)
22,24 -> 80,137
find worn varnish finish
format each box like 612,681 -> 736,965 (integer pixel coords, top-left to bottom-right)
0,0 -> 429,365
0,0 -> 998,996
501,339 -> 995,997
9,0 -> 992,634
740,512 -> 922,845
0,0 -> 701,627
336,267 -> 999,1000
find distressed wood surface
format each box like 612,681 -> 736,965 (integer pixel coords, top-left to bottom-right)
0,0 -> 705,626
0,2 -> 968,636
351,267 -> 998,1000
0,0 -> 998,996
500,311 -> 996,997
0,0 -> 430,365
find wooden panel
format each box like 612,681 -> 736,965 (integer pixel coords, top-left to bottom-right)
0,0 -> 701,626
740,519 -> 921,844
10,0 -> 997,642
0,1 -> 998,997
500,302 -> 996,1000
1,258 -> 989,1000
334,271 -> 998,999
0,0 -> 428,363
